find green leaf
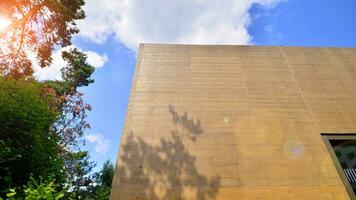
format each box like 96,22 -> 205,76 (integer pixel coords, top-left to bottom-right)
6,189 -> 16,197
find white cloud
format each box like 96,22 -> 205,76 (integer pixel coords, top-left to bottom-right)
78,0 -> 283,50
85,134 -> 111,155
33,46 -> 107,81
86,51 -> 108,68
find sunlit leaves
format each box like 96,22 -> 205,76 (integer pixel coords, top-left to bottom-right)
0,0 -> 86,78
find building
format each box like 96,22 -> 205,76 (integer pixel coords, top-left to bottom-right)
110,44 -> 356,200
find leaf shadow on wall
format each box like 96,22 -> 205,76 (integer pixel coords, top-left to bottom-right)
168,105 -> 203,141
116,105 -> 220,200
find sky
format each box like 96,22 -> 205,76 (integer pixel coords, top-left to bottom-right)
34,0 -> 356,171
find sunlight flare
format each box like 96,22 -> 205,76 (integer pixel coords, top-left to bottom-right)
0,16 -> 11,32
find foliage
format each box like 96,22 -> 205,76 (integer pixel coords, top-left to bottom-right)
61,48 -> 95,89
0,78 -> 64,195
45,48 -> 95,96
0,0 -> 86,78
0,1 -> 114,199
89,160 -> 115,200
4,189 -> 16,200
49,48 -> 95,152
1,177 -> 65,200
64,151 -> 95,199
89,186 -> 111,200
23,177 -> 65,200
95,160 -> 114,189
53,90 -> 92,152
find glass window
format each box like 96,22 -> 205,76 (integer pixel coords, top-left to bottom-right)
330,140 -> 356,193
322,134 -> 356,200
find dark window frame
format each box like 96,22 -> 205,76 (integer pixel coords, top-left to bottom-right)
322,133 -> 356,200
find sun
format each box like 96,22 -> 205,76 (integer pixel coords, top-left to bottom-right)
0,16 -> 11,32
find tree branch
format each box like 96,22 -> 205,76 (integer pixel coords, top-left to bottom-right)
0,3 -> 44,37
15,20 -> 27,57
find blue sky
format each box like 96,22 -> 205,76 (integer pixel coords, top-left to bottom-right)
36,0 -> 356,171
249,0 -> 356,47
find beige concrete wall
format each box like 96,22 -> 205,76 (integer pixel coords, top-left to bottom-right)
110,44 -> 356,200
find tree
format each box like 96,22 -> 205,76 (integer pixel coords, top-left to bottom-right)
0,78 -> 64,195
0,1 -> 105,199
0,0 -> 86,78
0,0 -> 95,154
64,151 -> 95,199
3,177 -> 66,200
23,178 -> 65,200
87,160 -> 115,200
97,161 -> 114,188
61,48 -> 95,89
49,48 -> 94,152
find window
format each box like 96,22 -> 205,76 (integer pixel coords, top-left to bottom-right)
322,134 -> 356,199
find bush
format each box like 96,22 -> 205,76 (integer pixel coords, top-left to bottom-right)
0,78 -> 64,196
1,177 -> 65,200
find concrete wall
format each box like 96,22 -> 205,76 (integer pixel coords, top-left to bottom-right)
111,44 -> 356,200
